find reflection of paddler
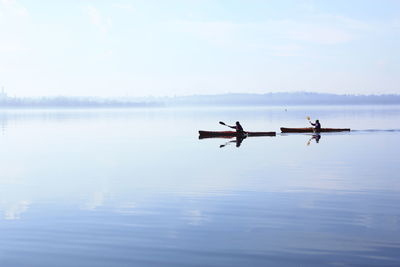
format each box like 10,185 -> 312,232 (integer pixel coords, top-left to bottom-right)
313,133 -> 321,143
235,135 -> 246,147
307,134 -> 321,146
219,135 -> 247,148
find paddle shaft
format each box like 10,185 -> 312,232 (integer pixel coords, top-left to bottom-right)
219,121 -> 234,128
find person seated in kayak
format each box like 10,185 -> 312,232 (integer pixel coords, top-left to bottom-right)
228,121 -> 245,134
310,119 -> 321,132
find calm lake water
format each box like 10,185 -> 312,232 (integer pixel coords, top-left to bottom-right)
0,106 -> 400,266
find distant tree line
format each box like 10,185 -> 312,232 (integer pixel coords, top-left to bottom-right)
161,92 -> 400,106
0,93 -> 399,108
0,96 -> 162,108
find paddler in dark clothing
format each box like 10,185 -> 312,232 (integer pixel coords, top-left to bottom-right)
310,119 -> 321,132
218,121 -> 246,148
219,121 -> 246,136
228,121 -> 245,134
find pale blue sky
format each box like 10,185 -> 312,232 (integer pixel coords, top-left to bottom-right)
0,0 -> 399,97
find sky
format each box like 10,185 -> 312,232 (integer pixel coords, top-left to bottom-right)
0,0 -> 399,97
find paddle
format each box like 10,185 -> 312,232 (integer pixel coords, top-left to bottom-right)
307,116 -> 313,127
307,139 -> 312,146
306,116 -> 315,144
220,141 -> 231,148
219,121 -> 248,136
306,117 -> 315,144
219,121 -> 235,129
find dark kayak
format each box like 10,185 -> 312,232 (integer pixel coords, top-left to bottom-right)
199,130 -> 276,139
280,127 -> 350,133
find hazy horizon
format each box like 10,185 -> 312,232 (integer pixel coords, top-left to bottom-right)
2,91 -> 400,108
1,0 -> 399,97
2,91 -> 400,99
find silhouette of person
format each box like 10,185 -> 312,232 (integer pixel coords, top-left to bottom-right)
310,119 -> 321,132
228,121 -> 245,134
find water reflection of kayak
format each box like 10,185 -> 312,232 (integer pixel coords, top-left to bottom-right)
280,127 -> 350,133
198,130 -> 276,139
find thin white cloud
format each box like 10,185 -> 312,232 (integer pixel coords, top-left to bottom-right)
279,20 -> 355,45
0,0 -> 29,53
172,15 -> 372,47
112,3 -> 135,11
87,5 -> 101,25
0,41 -> 27,53
0,0 -> 28,17
171,20 -> 236,46
316,14 -> 372,31
85,5 -> 111,33
270,44 -> 303,57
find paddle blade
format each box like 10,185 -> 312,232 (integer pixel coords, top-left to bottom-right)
219,121 -> 226,125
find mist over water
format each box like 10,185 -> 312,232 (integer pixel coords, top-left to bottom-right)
0,106 -> 399,266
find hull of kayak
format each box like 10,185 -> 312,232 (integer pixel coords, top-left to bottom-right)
280,127 -> 350,133
199,130 -> 276,139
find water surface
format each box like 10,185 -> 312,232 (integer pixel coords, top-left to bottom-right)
0,106 -> 400,266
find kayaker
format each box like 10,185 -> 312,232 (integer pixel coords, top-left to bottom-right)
310,119 -> 321,132
228,121 -> 245,134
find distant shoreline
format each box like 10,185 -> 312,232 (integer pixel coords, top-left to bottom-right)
1,92 -> 400,108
